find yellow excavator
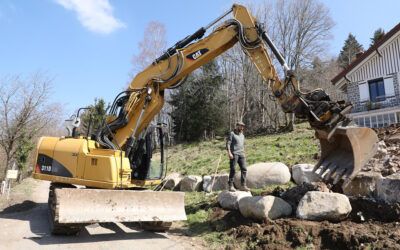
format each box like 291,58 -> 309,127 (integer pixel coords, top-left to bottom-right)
32,4 -> 378,234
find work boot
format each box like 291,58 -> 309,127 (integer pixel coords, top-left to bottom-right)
229,185 -> 236,192
240,185 -> 250,192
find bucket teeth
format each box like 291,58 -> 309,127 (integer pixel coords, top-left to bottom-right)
313,126 -> 378,188
317,162 -> 330,178
332,168 -> 345,185
323,164 -> 337,181
341,169 -> 353,188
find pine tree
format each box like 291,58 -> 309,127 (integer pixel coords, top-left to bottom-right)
370,28 -> 385,47
169,60 -> 226,142
337,33 -> 363,69
80,98 -> 109,136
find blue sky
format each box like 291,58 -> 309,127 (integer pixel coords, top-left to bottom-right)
0,0 -> 399,116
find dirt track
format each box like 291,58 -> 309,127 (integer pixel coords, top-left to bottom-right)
0,179 -> 200,250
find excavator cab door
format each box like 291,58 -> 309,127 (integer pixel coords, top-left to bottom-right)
129,125 -> 167,181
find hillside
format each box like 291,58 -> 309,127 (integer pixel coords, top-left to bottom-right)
163,123 -> 319,176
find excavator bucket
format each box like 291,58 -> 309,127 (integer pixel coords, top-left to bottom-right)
54,189 -> 187,224
313,126 -> 378,188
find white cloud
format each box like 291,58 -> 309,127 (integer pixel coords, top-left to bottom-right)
54,0 -> 125,34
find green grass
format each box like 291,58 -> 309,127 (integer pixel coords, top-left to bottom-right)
164,123 -> 319,248
162,123 -> 319,176
182,191 -> 242,249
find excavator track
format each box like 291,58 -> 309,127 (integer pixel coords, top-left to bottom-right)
48,183 -> 84,235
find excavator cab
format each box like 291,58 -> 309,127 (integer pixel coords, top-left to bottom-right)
129,124 -> 168,181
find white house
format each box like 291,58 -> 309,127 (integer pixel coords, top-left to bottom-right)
332,23 -> 400,128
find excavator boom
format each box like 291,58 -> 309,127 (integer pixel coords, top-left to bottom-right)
33,4 -> 378,235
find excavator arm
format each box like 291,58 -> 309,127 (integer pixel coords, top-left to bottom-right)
97,4 -> 377,187
98,5 -> 302,149
32,4 -> 378,235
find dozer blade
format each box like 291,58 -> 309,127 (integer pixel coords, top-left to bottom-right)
54,189 -> 187,224
313,126 -> 378,188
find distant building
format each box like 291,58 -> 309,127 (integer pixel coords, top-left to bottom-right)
332,23 -> 400,128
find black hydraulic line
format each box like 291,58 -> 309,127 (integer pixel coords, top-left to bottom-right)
155,28 -> 206,64
154,8 -> 233,64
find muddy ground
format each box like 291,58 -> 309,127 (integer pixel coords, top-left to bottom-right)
207,185 -> 400,249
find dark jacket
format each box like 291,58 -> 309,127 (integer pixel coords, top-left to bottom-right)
226,129 -> 245,156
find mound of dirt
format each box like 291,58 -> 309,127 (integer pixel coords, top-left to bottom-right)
226,218 -> 400,249
208,184 -> 400,249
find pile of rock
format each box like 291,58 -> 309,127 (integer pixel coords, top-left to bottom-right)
363,140 -> 400,176
217,180 -> 353,222
161,162 -> 291,192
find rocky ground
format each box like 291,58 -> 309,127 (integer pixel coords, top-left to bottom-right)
187,125 -> 400,249
363,124 -> 400,175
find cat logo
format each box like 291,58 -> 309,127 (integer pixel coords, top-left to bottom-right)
186,48 -> 209,61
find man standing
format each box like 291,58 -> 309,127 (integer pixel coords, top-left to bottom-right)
226,121 -> 250,192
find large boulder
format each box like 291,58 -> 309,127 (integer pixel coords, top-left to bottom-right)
217,190 -> 252,210
234,162 -> 291,189
203,174 -> 229,193
162,173 -> 182,190
239,196 -> 292,220
296,191 -> 352,221
342,171 -> 382,197
291,164 -> 321,184
376,173 -> 400,203
180,175 -> 202,191
281,182 -> 330,211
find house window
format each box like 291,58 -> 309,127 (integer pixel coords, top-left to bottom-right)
371,116 -> 377,127
377,114 -> 384,127
359,117 -> 365,127
368,78 -> 385,102
390,113 -> 396,124
383,114 -> 389,126
364,117 -> 371,127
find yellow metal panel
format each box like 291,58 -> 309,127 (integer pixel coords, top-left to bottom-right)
53,138 -> 83,177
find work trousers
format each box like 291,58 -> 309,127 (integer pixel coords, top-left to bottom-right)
228,154 -> 247,186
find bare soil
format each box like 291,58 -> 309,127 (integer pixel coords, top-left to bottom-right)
207,187 -> 400,249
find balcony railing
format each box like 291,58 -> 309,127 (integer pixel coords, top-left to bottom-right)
350,96 -> 400,113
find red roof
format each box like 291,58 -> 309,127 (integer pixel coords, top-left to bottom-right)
331,22 -> 400,85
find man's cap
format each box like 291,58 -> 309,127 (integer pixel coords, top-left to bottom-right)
236,121 -> 245,126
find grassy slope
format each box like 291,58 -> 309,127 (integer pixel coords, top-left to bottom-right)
164,123 -> 320,248
164,122 -> 319,176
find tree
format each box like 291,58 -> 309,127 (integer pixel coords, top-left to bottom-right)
302,56 -> 346,101
273,0 -> 335,75
218,0 -> 335,134
129,21 -> 171,126
14,129 -> 35,180
0,72 -> 61,180
169,60 -> 226,141
338,33 -> 363,69
130,21 -> 167,74
79,98 -> 109,136
370,28 -> 385,47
